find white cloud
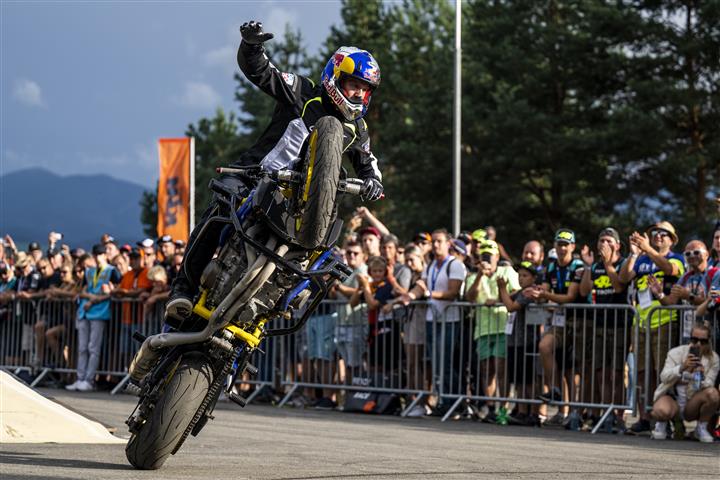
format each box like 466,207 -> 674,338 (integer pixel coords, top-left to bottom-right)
13,78 -> 45,107
174,81 -> 221,109
264,7 -> 299,36
204,45 -> 234,67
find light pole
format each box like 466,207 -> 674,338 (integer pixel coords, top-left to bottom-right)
452,0 -> 462,235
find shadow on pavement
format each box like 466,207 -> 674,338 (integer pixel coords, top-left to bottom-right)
0,451 -> 130,471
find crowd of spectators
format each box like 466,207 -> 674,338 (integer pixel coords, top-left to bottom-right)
1,198 -> 719,443
0,232 -> 185,391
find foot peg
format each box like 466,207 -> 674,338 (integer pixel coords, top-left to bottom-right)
229,392 -> 247,407
244,363 -> 258,376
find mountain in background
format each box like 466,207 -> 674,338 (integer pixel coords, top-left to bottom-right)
0,168 -> 148,250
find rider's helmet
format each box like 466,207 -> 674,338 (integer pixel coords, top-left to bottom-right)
321,46 -> 381,121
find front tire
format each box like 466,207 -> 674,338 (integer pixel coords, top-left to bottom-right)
296,116 -> 343,249
125,354 -> 213,470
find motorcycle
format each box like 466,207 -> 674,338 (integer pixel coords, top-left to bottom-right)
124,116 -> 365,469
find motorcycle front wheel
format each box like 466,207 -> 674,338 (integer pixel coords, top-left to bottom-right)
296,115 -> 343,249
125,353 -> 213,470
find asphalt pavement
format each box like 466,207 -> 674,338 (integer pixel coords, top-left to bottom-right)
0,388 -> 718,480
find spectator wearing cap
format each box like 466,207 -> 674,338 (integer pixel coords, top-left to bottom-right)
174,239 -> 186,256
535,228 -> 585,425
450,239 -> 468,263
619,220 -> 686,434
137,238 -> 158,267
578,227 -> 629,428
27,242 -> 43,263
413,232 -> 433,262
158,235 -> 178,284
67,243 -> 121,392
14,251 -> 41,296
464,239 -> 520,422
469,228 -> 487,259
496,261 -> 543,425
402,229 -> 467,411
359,226 -> 382,258
112,248 -> 153,365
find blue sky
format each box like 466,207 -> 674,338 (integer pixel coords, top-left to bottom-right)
1,1 -> 342,188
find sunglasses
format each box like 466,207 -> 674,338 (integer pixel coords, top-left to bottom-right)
650,230 -> 671,238
346,251 -> 362,257
690,336 -> 709,345
683,249 -> 705,258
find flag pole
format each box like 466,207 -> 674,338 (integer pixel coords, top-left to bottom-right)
189,136 -> 195,233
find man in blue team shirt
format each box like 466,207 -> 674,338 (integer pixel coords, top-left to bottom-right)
620,220 -> 686,434
66,244 -> 121,392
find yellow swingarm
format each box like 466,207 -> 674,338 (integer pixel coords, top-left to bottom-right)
192,290 -> 267,349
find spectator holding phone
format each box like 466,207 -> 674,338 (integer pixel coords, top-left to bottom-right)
650,323 -> 719,442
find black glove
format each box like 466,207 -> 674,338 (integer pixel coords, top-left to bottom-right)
362,177 -> 383,202
240,21 -> 274,45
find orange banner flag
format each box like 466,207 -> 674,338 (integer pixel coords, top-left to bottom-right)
157,138 -> 191,242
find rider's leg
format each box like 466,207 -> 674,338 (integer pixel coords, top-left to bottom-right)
166,174 -> 253,320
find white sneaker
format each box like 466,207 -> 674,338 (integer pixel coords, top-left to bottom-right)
406,404 -> 427,418
65,380 -> 81,391
651,422 -> 667,440
695,425 -> 714,443
75,380 -> 95,392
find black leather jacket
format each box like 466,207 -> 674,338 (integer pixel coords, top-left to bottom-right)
234,41 -> 381,182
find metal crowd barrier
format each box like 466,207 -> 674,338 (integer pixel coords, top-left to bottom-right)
640,305 -> 719,413
1,296 -> 716,427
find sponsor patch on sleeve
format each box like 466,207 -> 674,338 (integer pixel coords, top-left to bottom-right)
281,72 -> 296,87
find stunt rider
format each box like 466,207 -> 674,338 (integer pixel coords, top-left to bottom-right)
165,21 -> 384,321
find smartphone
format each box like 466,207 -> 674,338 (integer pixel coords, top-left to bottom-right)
689,346 -> 700,358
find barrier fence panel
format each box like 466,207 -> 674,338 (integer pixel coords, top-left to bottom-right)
641,305 -> 719,413
276,300 -> 432,412
437,303 -> 638,431
6,294 -> 718,426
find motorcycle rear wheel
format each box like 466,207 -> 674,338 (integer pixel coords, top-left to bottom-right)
125,354 -> 213,470
296,116 -> 343,249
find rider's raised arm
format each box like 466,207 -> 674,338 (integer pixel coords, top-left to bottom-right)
236,42 -> 300,106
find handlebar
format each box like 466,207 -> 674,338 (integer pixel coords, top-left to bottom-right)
216,167 -> 365,196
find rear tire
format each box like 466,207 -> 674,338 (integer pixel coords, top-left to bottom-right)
125,354 -> 213,470
296,116 -> 343,249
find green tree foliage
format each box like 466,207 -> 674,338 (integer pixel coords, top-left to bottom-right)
139,184 -> 158,238
185,108 -> 246,223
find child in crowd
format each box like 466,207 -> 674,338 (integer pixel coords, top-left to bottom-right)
497,261 -> 543,426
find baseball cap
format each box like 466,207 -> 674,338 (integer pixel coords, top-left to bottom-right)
471,229 -> 487,242
28,241 -> 41,252
554,228 -> 576,244
359,226 -> 381,239
450,239 -> 468,256
101,234 -> 115,244
158,234 -> 173,244
413,232 -> 432,243
137,238 -> 155,248
477,239 -> 499,256
457,231 -> 472,245
174,239 -> 186,248
119,244 -> 132,254
517,261 -> 539,276
598,227 -> 620,243
70,247 -> 86,258
91,244 -> 106,256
